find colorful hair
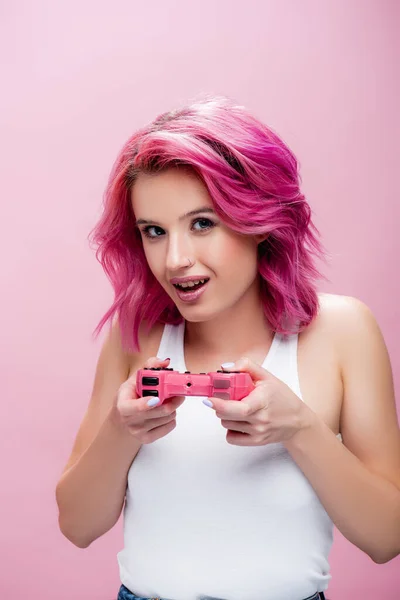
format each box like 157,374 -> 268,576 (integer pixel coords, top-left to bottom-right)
88,95 -> 330,353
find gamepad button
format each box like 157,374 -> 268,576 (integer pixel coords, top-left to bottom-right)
143,390 -> 159,397
142,376 -> 159,386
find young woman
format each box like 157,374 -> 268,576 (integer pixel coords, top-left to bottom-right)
56,96 -> 400,600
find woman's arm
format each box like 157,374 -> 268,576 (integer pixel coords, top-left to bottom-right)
284,296 -> 400,563
55,319 -> 141,548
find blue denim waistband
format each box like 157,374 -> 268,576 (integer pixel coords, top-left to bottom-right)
117,584 -> 326,600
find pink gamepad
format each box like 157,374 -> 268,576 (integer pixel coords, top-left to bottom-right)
136,368 -> 255,404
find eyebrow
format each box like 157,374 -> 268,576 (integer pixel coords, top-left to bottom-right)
135,207 -> 216,226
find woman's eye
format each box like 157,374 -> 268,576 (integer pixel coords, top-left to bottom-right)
142,226 -> 165,239
141,218 -> 216,240
192,217 -> 215,231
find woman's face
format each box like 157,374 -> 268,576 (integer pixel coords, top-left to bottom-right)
131,167 -> 261,322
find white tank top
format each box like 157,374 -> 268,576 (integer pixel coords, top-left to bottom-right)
117,321 -> 339,600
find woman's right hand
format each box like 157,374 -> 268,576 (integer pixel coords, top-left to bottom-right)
113,356 -> 185,444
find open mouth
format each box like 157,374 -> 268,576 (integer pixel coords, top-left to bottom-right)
173,278 -> 210,293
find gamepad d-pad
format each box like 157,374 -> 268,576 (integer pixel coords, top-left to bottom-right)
136,368 -> 255,404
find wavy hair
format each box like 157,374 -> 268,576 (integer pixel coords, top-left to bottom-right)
88,95 -> 330,353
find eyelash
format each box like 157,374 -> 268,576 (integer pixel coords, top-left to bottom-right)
141,218 -> 217,240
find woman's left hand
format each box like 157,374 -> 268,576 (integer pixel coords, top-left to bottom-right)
205,357 -> 317,446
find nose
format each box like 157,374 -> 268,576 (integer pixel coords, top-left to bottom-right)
165,231 -> 195,271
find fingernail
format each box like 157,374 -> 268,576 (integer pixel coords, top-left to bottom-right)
221,362 -> 235,369
202,399 -> 214,408
147,397 -> 160,407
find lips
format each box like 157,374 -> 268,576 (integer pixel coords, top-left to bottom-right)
173,279 -> 210,303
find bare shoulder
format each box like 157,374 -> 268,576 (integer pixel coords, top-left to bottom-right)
310,292 -> 382,348
316,291 -> 377,324
316,292 -> 391,369
317,292 -> 400,490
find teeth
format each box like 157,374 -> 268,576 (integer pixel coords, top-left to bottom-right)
176,279 -> 206,289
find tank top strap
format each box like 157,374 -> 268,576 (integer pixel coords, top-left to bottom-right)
156,320 -> 185,372
263,331 -> 303,401
287,331 -> 303,401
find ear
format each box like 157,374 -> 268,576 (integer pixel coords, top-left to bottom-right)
255,233 -> 268,245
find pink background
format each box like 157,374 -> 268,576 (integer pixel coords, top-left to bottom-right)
1,1 -> 399,598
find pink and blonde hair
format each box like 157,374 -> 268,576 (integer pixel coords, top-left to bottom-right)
88,95 -> 329,353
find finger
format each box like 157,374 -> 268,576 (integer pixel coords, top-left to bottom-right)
208,398 -> 250,421
143,356 -> 171,368
220,419 -> 251,434
130,419 -> 177,444
226,429 -> 258,446
221,356 -> 271,384
121,394 -> 185,421
209,384 -> 268,419
141,394 -> 185,418
129,411 -> 177,434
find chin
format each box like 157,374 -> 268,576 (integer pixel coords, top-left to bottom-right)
179,304 -> 225,324
178,308 -> 208,323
